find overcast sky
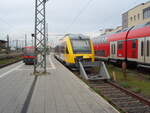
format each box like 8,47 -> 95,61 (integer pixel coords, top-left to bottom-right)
0,0 -> 149,42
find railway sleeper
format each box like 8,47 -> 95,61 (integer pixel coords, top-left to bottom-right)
122,106 -> 150,113
117,102 -> 146,108
127,109 -> 150,113
99,89 -> 122,93
91,85 -> 114,89
89,83 -> 110,86
115,100 -> 140,105
102,93 -> 127,97
111,98 -> 138,102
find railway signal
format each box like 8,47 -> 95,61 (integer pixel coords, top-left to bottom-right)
33,0 -> 48,73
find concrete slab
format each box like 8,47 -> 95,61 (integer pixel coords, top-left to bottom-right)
27,55 -> 119,113
0,55 -> 119,113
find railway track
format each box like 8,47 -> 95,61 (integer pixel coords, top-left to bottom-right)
0,52 -> 23,60
0,52 -> 23,68
88,80 -> 150,113
0,59 -> 22,68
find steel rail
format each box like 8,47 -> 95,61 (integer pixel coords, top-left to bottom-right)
108,81 -> 150,106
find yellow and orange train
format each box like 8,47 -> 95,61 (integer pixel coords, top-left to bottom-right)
54,34 -> 94,67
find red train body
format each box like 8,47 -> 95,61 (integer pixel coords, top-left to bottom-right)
22,46 -> 36,65
93,22 -> 150,68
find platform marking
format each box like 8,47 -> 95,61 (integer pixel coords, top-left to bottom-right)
0,63 -> 24,79
16,68 -> 54,71
49,55 -> 56,69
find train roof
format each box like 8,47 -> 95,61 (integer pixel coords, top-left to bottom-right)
64,34 -> 89,39
94,21 -> 150,39
24,46 -> 34,49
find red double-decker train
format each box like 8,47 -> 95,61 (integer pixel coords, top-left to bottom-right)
93,22 -> 150,68
22,46 -> 36,65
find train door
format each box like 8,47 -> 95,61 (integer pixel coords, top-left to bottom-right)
110,41 -> 117,59
138,38 -> 145,63
145,37 -> 150,64
64,44 -> 69,62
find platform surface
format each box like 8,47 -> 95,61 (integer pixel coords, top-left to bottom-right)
0,55 -> 119,113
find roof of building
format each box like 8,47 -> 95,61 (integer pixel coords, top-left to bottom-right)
123,1 -> 150,14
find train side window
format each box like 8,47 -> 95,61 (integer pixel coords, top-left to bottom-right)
111,45 -> 113,54
113,44 -> 115,54
66,47 -> 69,54
118,41 -> 122,50
114,44 -> 116,54
141,41 -> 144,56
147,40 -> 149,56
132,40 -> 136,48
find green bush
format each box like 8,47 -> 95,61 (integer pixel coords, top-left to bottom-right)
120,82 -> 130,88
131,87 -> 141,93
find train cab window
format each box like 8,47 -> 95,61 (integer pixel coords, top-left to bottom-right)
118,41 -> 122,50
147,40 -> 150,56
71,39 -> 91,53
141,41 -> 144,56
132,40 -> 136,48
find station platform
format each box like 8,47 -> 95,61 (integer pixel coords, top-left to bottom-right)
0,55 -> 119,113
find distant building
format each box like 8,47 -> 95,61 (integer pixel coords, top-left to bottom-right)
99,28 -> 114,35
0,40 -> 7,52
110,26 -> 123,33
84,31 -> 101,39
122,1 -> 150,28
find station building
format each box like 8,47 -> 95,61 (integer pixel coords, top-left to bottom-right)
0,40 -> 7,52
122,1 -> 150,29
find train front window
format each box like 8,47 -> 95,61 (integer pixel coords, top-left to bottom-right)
24,48 -> 35,56
71,39 -> 91,53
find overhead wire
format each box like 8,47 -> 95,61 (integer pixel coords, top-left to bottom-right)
65,0 -> 94,32
95,0 -> 144,30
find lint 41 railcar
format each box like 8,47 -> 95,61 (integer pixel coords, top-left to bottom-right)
55,34 -> 95,68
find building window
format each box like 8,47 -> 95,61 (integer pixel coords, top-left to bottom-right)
130,17 -> 133,22
132,40 -> 136,48
138,13 -> 140,20
143,7 -> 150,19
134,15 -> 136,21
